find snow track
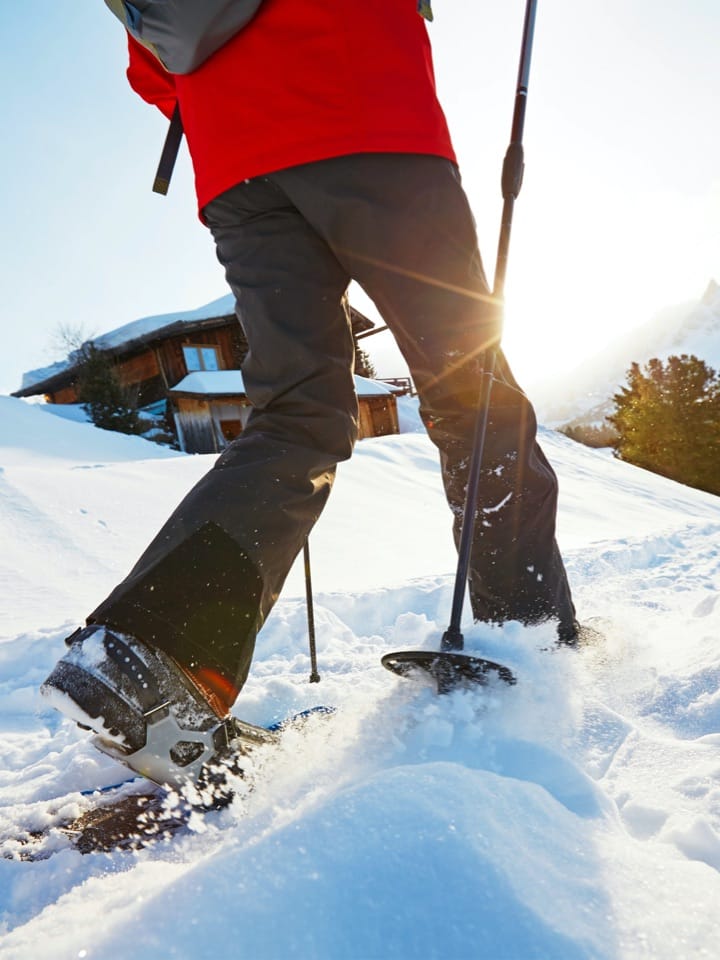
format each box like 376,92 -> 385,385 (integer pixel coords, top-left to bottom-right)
1,399 -> 720,959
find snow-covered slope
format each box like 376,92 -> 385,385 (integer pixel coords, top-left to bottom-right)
534,279 -> 720,429
1,395 -> 720,959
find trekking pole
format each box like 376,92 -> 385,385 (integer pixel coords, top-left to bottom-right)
441,0 -> 538,653
304,539 -> 321,682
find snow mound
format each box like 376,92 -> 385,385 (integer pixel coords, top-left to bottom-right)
1,398 -> 720,959
0,395 -> 181,467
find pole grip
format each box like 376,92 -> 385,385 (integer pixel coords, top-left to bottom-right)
501,142 -> 525,201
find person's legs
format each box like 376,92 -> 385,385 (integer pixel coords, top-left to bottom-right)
44,150 -> 576,786
271,153 -> 575,636
89,175 -> 356,697
42,175 -> 359,791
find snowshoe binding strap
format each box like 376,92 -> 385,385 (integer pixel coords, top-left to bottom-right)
100,629 -> 169,717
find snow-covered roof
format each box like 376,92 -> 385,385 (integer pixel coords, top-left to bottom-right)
17,294 -> 238,393
354,375 -> 394,397
20,359 -> 73,391
171,370 -> 246,395
93,294 -> 237,353
170,371 -> 394,397
17,293 -> 375,396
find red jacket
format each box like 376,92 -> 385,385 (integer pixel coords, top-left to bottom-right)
126,0 -> 456,211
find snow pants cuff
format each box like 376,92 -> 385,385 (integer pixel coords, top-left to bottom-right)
89,522 -> 263,693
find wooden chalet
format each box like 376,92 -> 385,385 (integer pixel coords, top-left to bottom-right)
169,370 -> 400,454
14,294 -> 401,454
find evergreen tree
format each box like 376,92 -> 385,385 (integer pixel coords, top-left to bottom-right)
609,354 -> 720,495
354,345 -> 378,380
560,422 -> 618,449
75,344 -> 145,435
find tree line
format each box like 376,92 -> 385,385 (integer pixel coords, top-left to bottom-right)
608,354 -> 720,496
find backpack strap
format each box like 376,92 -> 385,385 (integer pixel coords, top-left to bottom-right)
417,0 -> 433,21
153,103 -> 184,195
105,0 -> 165,64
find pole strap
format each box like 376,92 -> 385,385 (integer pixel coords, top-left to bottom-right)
152,103 -> 184,196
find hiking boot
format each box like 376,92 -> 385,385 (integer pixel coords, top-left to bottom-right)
557,618 -> 581,646
40,624 -> 246,803
557,619 -> 606,648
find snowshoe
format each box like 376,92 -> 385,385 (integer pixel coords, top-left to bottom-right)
40,624 -> 274,805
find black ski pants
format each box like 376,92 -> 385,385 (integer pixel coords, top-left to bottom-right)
90,153 -> 575,693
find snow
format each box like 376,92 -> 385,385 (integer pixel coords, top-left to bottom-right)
34,402 -> 92,425
171,370 -> 247,395
171,371 -> 393,397
18,360 -> 72,393
1,393 -> 720,959
353,375 -> 394,396
92,293 -> 237,352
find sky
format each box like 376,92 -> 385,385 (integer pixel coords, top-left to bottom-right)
1,0 -> 718,396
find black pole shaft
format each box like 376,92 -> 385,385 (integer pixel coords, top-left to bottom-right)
494,0 -> 537,299
441,350 -> 497,651
442,0 -> 538,652
304,539 -> 321,682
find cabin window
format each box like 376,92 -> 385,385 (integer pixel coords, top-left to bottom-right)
183,345 -> 220,372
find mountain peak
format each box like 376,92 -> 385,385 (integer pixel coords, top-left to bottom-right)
534,280 -> 720,427
701,278 -> 720,307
